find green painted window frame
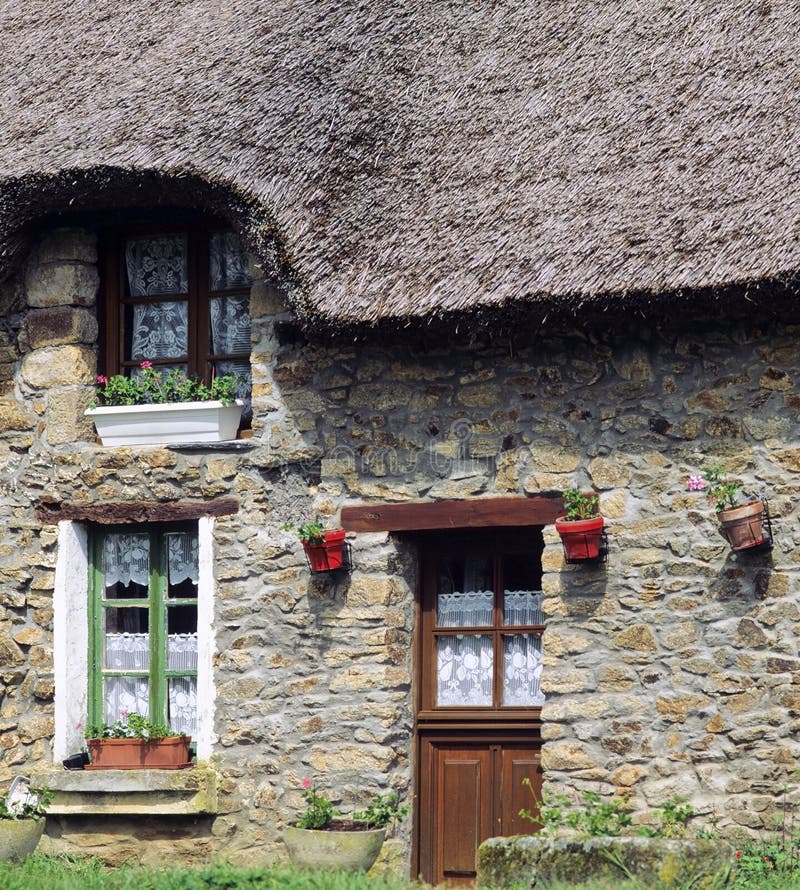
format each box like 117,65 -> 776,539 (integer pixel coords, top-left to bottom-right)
87,522 -> 199,730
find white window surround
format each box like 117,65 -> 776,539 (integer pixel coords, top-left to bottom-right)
53,517 -> 217,762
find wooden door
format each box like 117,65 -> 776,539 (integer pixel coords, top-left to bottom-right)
415,530 -> 545,886
418,735 -> 542,886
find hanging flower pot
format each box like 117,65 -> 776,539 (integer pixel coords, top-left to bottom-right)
555,488 -> 606,562
718,499 -> 767,551
555,515 -> 605,560
302,530 -> 347,571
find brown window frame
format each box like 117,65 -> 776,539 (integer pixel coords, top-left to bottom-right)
99,221 -> 251,386
418,528 -> 545,723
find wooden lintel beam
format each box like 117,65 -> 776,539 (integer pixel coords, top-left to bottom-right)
341,496 -> 565,533
35,497 -> 239,525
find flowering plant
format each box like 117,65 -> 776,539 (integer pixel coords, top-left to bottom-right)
687,466 -> 743,512
561,488 -> 600,521
95,361 -> 239,407
281,519 -> 326,544
296,778 -> 408,830
85,711 -> 183,741
0,778 -> 52,821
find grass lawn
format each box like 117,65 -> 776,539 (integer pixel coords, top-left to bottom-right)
5,855 -> 800,889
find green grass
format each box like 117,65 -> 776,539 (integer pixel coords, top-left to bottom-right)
0,857 -> 426,890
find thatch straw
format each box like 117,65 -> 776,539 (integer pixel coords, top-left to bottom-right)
1,1 -> 799,328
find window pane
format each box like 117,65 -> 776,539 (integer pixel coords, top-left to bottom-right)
209,232 -> 252,291
104,610 -> 149,669
168,677 -> 197,736
167,628 -> 198,670
436,553 -> 493,627
127,301 -> 189,361
436,634 -> 493,705
104,678 -> 149,725
103,533 -> 149,596
503,553 -> 541,593
126,235 -> 188,296
210,295 -> 251,355
167,605 -> 197,638
502,634 -> 544,706
503,591 -> 544,626
166,532 -> 198,594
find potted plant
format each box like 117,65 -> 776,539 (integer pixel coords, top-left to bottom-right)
554,488 -> 605,560
688,467 -> 767,551
0,777 -> 52,861
283,519 -> 348,572
85,361 -> 243,446
283,778 -> 408,872
85,711 -> 192,769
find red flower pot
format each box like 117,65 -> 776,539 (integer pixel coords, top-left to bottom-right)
302,530 -> 347,571
555,516 -> 605,560
86,735 -> 192,769
717,500 -> 766,550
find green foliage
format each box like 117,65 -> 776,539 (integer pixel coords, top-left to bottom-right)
297,780 -> 336,829
353,792 -> 409,829
95,362 -> 240,407
561,488 -> 600,521
85,711 -> 180,741
635,796 -> 694,839
704,465 -> 743,512
0,786 -> 52,821
0,857 -> 420,890
282,519 -> 326,544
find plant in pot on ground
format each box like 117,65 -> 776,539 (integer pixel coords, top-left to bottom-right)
283,779 -> 408,872
282,519 -> 348,572
554,487 -> 605,561
0,778 -> 52,861
688,466 -> 767,551
85,711 -> 191,769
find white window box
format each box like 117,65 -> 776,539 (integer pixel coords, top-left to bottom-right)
85,400 -> 243,446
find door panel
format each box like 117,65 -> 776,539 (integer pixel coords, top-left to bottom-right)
419,735 -> 540,886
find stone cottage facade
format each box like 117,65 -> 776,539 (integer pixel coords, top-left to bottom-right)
2,1 -> 800,884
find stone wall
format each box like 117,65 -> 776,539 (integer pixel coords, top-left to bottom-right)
0,225 -> 798,863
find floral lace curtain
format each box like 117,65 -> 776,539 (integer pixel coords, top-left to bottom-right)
104,633 -> 198,735
126,235 -> 188,297
503,591 -> 544,625
209,232 -> 252,291
130,302 -> 189,361
437,591 -> 493,626
437,635 -> 493,705
104,532 -> 199,589
503,634 -> 544,705
167,533 -> 199,586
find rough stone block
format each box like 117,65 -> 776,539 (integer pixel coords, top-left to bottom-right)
36,228 -> 98,264
26,307 -> 98,348
46,387 -> 97,444
21,346 -> 96,389
25,263 -> 99,308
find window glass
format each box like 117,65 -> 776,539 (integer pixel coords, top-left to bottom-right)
125,235 -> 188,296
436,634 -> 493,706
209,231 -> 252,290
126,301 -> 189,361
436,554 -> 493,627
502,634 -> 544,706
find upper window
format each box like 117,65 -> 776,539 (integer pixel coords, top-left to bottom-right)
420,530 -> 545,712
88,524 -> 199,735
101,223 -> 252,406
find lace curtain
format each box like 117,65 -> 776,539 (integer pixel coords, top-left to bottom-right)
437,635 -> 493,705
104,533 -> 199,590
504,591 -> 544,625
167,533 -> 199,586
503,634 -> 544,705
130,302 -> 189,361
104,633 -> 198,735
126,235 -> 188,296
104,534 -> 150,589
437,591 -> 494,626
209,232 -> 252,291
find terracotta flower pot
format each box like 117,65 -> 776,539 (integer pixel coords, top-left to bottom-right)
555,516 -> 605,560
718,500 -> 766,550
0,819 -> 45,861
86,735 -> 192,769
302,530 -> 347,571
283,825 -> 386,872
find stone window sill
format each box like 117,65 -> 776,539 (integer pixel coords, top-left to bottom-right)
37,766 -> 218,815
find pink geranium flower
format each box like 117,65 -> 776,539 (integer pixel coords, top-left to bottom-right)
302,778 -> 312,790
687,475 -> 706,492
139,360 -> 153,369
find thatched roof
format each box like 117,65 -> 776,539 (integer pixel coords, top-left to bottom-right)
1,1 -> 799,327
